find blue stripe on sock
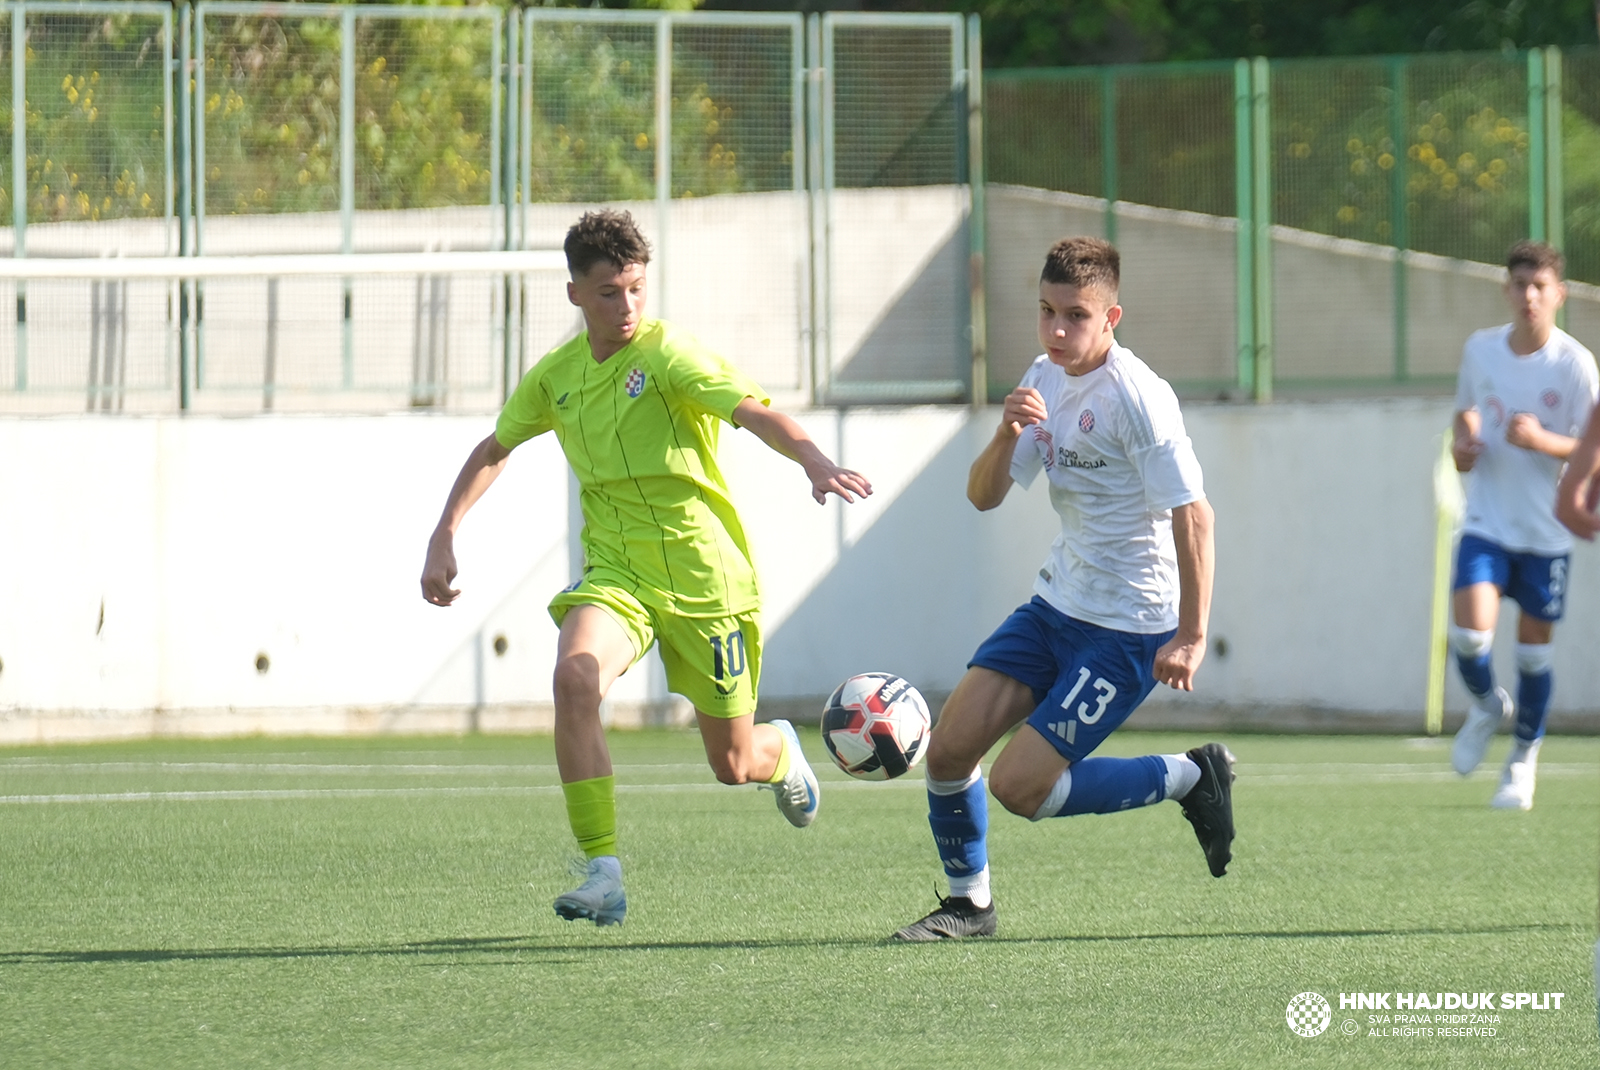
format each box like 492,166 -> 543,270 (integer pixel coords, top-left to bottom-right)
1053,755 -> 1168,816
1515,670 -> 1551,744
927,777 -> 988,880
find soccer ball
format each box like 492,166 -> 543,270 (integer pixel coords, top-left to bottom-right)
820,673 -> 931,781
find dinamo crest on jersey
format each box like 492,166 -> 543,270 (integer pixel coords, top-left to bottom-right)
625,368 -> 646,398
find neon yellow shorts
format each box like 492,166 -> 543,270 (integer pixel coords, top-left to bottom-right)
549,578 -> 761,718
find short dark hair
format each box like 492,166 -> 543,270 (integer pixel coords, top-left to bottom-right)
564,209 -> 652,277
1507,239 -> 1564,279
1041,236 -> 1119,296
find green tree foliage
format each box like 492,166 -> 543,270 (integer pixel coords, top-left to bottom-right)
202,13 -> 496,215
4,11 -> 170,223
710,0 -> 1600,69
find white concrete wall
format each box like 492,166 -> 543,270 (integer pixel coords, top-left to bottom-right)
2,400 -> 1597,741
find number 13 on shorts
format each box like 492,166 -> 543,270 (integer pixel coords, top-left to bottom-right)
1052,666 -> 1117,745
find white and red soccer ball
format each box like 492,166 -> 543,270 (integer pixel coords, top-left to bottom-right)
820,673 -> 931,781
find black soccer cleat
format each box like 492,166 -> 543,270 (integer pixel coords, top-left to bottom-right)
1180,742 -> 1237,878
891,893 -> 997,942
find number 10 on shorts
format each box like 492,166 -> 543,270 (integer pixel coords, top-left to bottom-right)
710,630 -> 746,695
1053,666 -> 1117,744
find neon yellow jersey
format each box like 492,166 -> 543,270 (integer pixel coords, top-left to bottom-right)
495,319 -> 769,617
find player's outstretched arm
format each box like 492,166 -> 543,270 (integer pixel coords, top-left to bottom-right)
969,386 -> 1046,510
732,397 -> 872,504
1555,406 -> 1600,540
1452,409 -> 1484,472
420,433 -> 512,606
1154,497 -> 1214,691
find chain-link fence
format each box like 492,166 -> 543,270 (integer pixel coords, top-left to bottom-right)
986,47 -> 1600,401
11,5 -> 1598,413
0,2 -> 979,414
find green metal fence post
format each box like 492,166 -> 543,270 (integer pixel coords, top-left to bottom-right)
501,10 -> 516,402
1233,58 -> 1254,397
806,13 -> 828,406
12,2 -> 26,391
1390,56 -> 1409,382
178,0 -> 191,410
1100,66 -> 1117,244
340,4 -> 354,389
1528,49 -> 1547,243
1545,47 -> 1564,250
965,13 -> 986,409
1251,56 -> 1272,403
654,14 -> 672,321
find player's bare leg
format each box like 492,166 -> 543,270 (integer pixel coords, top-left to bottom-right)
696,712 -> 781,784
988,724 -> 1070,818
552,605 -> 635,780
551,605 -> 637,926
894,668 -> 1033,941
926,667 -> 1036,781
1450,582 -> 1513,775
699,713 -> 820,827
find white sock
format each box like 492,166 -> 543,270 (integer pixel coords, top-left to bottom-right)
1163,754 -> 1201,801
950,864 -> 991,909
926,767 -> 982,795
1032,769 -> 1072,821
1508,738 -> 1541,764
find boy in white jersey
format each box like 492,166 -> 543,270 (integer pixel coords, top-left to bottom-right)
893,237 -> 1229,941
1449,240 -> 1598,811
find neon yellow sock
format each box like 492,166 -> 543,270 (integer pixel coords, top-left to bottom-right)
764,726 -> 792,785
561,775 -> 617,859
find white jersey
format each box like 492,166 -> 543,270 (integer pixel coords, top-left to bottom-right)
1009,344 -> 1206,634
1455,324 -> 1598,555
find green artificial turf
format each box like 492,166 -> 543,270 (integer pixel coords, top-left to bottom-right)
0,730 -> 1593,1068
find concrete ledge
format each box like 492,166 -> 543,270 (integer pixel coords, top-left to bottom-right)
0,699 -> 695,746
2,697 -> 1596,746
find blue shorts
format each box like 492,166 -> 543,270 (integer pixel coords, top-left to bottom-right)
1453,534 -> 1570,622
968,597 -> 1176,764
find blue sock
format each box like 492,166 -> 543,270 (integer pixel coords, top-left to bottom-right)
1052,755 -> 1168,816
927,776 -> 988,885
1515,670 -> 1551,745
1455,651 -> 1493,698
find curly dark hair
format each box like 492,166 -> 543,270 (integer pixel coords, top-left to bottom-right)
1506,239 -> 1564,280
564,209 -> 653,276
1041,236 -> 1119,297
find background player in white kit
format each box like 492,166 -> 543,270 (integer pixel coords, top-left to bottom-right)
893,237 -> 1230,942
1449,240 -> 1598,810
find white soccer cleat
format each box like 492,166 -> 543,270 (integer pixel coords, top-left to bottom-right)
553,856 -> 627,926
1451,686 -> 1511,776
761,719 -> 820,828
1490,740 -> 1540,811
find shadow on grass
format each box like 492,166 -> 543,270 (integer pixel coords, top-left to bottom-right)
0,921 -> 1578,966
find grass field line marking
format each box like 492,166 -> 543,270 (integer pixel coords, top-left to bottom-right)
1245,764 -> 1594,785
0,779 -> 926,804
1244,761 -> 1597,774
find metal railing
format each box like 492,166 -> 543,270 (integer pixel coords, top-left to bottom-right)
0,1 -> 980,414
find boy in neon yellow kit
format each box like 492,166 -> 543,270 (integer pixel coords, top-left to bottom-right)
420,210 -> 871,925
